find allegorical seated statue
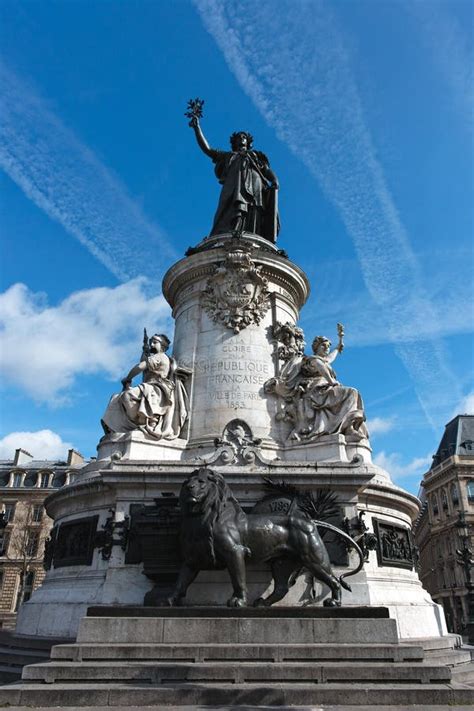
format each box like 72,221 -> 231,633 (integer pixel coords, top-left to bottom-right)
265,324 -> 369,442
168,468 -> 363,608
101,333 -> 188,441
186,98 -> 280,242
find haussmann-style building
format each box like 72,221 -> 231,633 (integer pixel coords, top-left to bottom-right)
0,448 -> 86,630
414,415 -> 474,637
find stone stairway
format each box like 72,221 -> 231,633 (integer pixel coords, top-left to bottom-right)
0,606 -> 473,707
0,629 -> 68,684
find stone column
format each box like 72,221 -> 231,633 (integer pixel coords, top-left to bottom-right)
162,236 -> 309,450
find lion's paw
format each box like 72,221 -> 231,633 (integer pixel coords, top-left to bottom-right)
227,596 -> 247,608
253,597 -> 267,607
323,598 -> 340,607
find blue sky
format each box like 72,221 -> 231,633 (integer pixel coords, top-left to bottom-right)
0,0 -> 473,494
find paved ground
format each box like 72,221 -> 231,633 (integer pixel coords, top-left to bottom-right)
2,708 -> 474,711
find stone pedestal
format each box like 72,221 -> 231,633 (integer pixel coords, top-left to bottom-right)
15,233 -> 448,643
3,607 -> 472,708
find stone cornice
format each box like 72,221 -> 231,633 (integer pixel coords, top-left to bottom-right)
44,478 -> 111,518
422,455 -> 474,488
162,246 -> 310,312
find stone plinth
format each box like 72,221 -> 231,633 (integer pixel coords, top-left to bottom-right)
16,455 -> 446,640
14,232 -> 448,647
162,236 -> 309,447
3,607 -> 472,709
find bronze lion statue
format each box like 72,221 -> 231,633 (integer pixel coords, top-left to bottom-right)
168,468 -> 364,608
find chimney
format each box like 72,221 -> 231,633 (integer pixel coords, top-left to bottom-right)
67,449 -> 85,466
14,448 -> 33,466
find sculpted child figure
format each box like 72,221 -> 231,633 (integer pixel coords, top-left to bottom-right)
101,333 -> 188,441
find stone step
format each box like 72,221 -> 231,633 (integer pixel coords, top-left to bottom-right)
51,641 -> 425,663
0,664 -> 20,684
4,707 -> 474,711
87,605 -> 391,619
405,635 -> 462,651
21,660 -> 452,684
76,615 -> 398,645
1,682 -> 473,707
451,661 -> 474,684
0,646 -> 50,666
0,633 -> 64,684
0,630 -> 69,650
427,648 -> 473,665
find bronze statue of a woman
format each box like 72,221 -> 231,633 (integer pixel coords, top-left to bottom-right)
186,98 -> 280,242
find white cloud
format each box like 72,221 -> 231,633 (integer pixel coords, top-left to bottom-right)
411,1 -> 473,132
0,62 -> 175,281
366,417 -> 395,436
455,391 -> 474,416
0,430 -> 72,461
0,280 -> 170,404
374,450 -> 431,481
194,0 -> 464,430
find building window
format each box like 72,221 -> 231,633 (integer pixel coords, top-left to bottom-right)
25,531 -> 39,557
441,489 -> 449,511
51,472 -> 66,488
23,571 -> 35,603
432,494 -> 439,515
467,481 -> 474,503
39,472 -> 50,488
0,570 -> 3,590
451,483 -> 459,506
23,472 -> 37,488
0,532 -> 10,556
12,472 -> 23,487
3,502 -> 16,523
32,505 -> 43,523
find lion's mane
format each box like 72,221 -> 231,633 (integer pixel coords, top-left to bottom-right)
179,469 -> 239,566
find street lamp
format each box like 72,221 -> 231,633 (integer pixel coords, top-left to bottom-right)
0,511 -> 7,557
455,511 -> 474,644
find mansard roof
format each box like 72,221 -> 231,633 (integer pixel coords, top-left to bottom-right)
431,414 -> 474,468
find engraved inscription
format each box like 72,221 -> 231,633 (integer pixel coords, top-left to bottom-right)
202,358 -> 269,409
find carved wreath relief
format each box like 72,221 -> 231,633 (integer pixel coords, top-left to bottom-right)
202,250 -> 270,333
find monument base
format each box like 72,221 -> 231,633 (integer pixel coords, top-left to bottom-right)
1,607 -> 472,708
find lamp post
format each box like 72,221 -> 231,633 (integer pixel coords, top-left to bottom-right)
0,511 -> 7,571
455,511 -> 474,644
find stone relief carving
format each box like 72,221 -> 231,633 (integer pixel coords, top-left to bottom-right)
373,519 -> 415,570
52,516 -> 99,568
343,511 -> 378,562
272,321 -> 305,362
202,249 -> 270,333
198,419 -> 278,466
101,332 -> 190,441
265,323 -> 369,443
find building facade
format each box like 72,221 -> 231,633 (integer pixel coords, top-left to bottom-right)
415,415 -> 474,635
0,448 -> 86,629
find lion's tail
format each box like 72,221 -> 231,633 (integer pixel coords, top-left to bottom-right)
314,520 -> 365,589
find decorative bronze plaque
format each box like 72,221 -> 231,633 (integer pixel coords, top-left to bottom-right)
53,516 -> 99,568
126,497 -> 181,586
373,518 -> 414,570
